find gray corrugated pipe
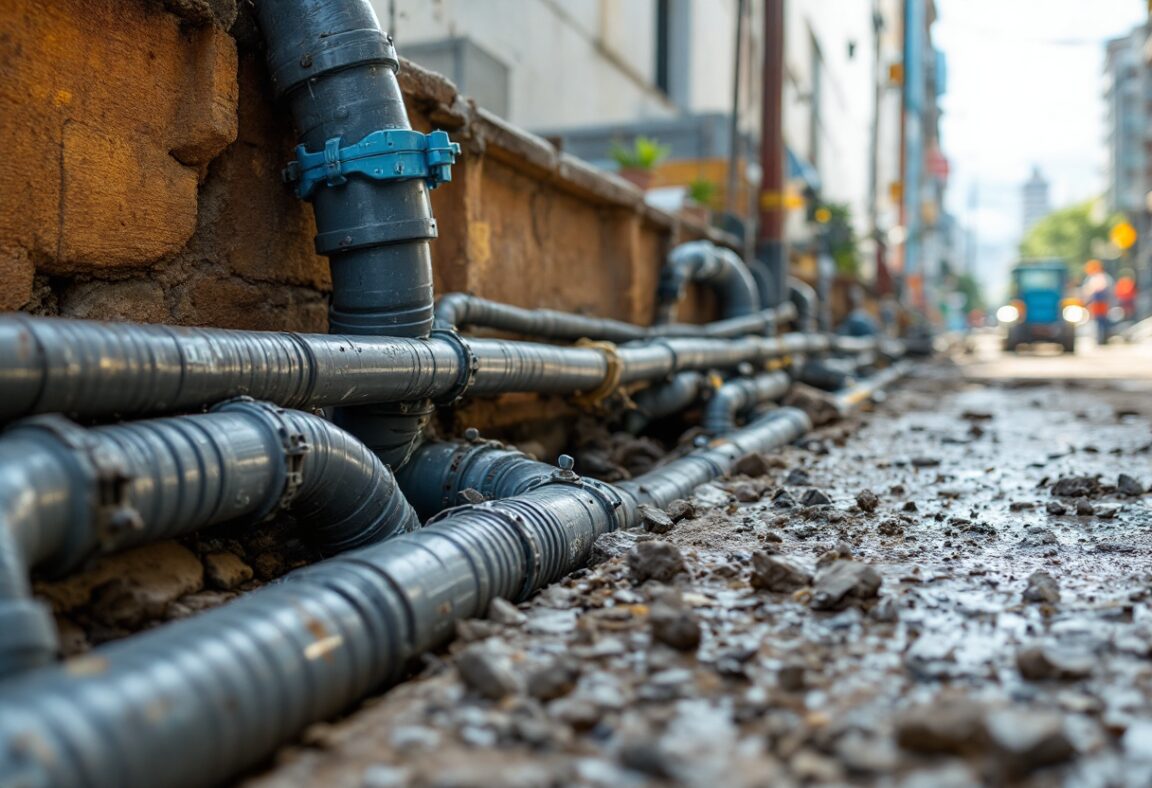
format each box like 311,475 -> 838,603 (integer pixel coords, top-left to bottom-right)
399,406 -> 812,525
620,407 -> 813,508
656,240 -> 761,323
397,437 -> 558,520
700,370 -> 792,434
255,0 -> 459,468
832,360 -> 913,416
0,315 -> 832,422
788,276 -> 820,332
0,455 -> 632,788
0,407 -> 828,787
0,399 -> 417,677
435,293 -> 796,341
623,371 -> 710,433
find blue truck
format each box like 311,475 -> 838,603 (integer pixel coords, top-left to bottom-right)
997,261 -> 1085,354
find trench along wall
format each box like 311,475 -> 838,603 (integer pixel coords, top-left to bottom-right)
1,0 -> 761,664
1,0 -> 729,354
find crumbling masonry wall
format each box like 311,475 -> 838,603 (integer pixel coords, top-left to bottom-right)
1,0 -> 733,335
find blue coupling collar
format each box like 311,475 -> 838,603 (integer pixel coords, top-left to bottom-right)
283,129 -> 460,200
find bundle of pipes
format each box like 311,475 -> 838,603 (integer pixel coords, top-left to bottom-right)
0,1 -> 914,785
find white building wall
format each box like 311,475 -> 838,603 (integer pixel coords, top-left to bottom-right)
383,0 -> 896,246
382,0 -> 678,128
782,0 -> 878,238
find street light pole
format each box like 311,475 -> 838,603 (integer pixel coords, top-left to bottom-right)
757,0 -> 787,307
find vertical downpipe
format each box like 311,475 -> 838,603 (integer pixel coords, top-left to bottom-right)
256,0 -> 455,467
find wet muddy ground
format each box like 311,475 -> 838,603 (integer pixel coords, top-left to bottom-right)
242,353 -> 1152,787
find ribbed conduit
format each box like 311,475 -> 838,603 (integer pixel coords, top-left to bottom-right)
0,400 -> 417,677
700,370 -> 792,434
656,240 -> 762,322
0,315 -> 833,422
255,0 -> 446,468
0,357 -> 922,787
434,293 -> 796,341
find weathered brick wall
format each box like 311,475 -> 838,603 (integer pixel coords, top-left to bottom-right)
1,0 -> 330,329
1,0 -> 731,334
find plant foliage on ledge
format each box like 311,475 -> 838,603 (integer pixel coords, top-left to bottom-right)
610,136 -> 671,171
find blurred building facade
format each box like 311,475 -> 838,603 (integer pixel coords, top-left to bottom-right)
1105,25 -> 1148,217
1021,166 -> 1049,236
1108,19 -> 1152,318
382,0 -> 950,318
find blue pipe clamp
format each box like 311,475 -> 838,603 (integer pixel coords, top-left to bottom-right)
284,129 -> 460,200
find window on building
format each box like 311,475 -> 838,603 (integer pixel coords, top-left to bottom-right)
655,0 -> 671,96
808,32 -> 823,170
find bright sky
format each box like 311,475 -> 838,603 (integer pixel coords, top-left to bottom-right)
935,0 -> 1146,299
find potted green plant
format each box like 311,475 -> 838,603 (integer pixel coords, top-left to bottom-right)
683,178 -> 717,225
610,136 -> 670,190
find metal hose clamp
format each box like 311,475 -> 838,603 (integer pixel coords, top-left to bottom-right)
431,329 -> 478,404
284,129 -> 461,200
211,399 -> 309,519
571,339 -> 623,410
6,415 -> 139,565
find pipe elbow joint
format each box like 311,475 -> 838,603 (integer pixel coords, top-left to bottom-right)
0,595 -> 58,677
658,241 -> 713,305
701,386 -> 744,435
211,399 -> 419,551
0,524 -> 57,676
433,293 -> 473,330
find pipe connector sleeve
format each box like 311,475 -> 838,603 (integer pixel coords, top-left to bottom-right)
701,371 -> 791,435
0,403 -> 417,677
657,241 -> 761,321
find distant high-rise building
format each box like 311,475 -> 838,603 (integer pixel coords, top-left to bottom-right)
1021,166 -> 1049,235
1104,25 -> 1149,217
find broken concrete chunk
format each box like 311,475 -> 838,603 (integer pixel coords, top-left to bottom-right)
648,602 -> 702,652
488,597 -> 527,627
1118,473 -> 1145,497
638,504 -> 675,534
810,561 -> 881,610
799,488 -> 832,507
983,708 -> 1075,777
456,645 -> 519,700
749,552 -> 812,593
731,452 -> 771,478
895,700 -> 986,755
203,551 -> 253,591
856,489 -> 880,513
665,499 -> 696,523
1015,644 -> 1093,681
1022,570 -> 1060,604
526,657 -> 580,701
1051,476 -> 1099,498
628,541 -> 687,584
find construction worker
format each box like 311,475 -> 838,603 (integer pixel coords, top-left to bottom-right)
1081,259 -> 1113,345
1116,269 -> 1137,321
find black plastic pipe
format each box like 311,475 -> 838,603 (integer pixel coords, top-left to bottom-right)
788,276 -> 819,333
397,438 -> 558,521
623,371 -> 709,433
833,360 -> 912,416
435,293 -> 796,341
0,396 -> 915,787
0,470 -> 629,788
0,400 -> 417,677
700,370 -> 791,434
255,0 -> 457,468
0,315 -> 832,422
619,407 -> 812,507
656,241 -> 761,322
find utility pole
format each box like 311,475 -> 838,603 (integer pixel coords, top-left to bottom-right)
725,0 -> 746,218
757,0 -> 787,307
866,0 -> 883,290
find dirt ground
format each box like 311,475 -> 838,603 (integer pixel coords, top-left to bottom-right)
236,340 -> 1152,787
